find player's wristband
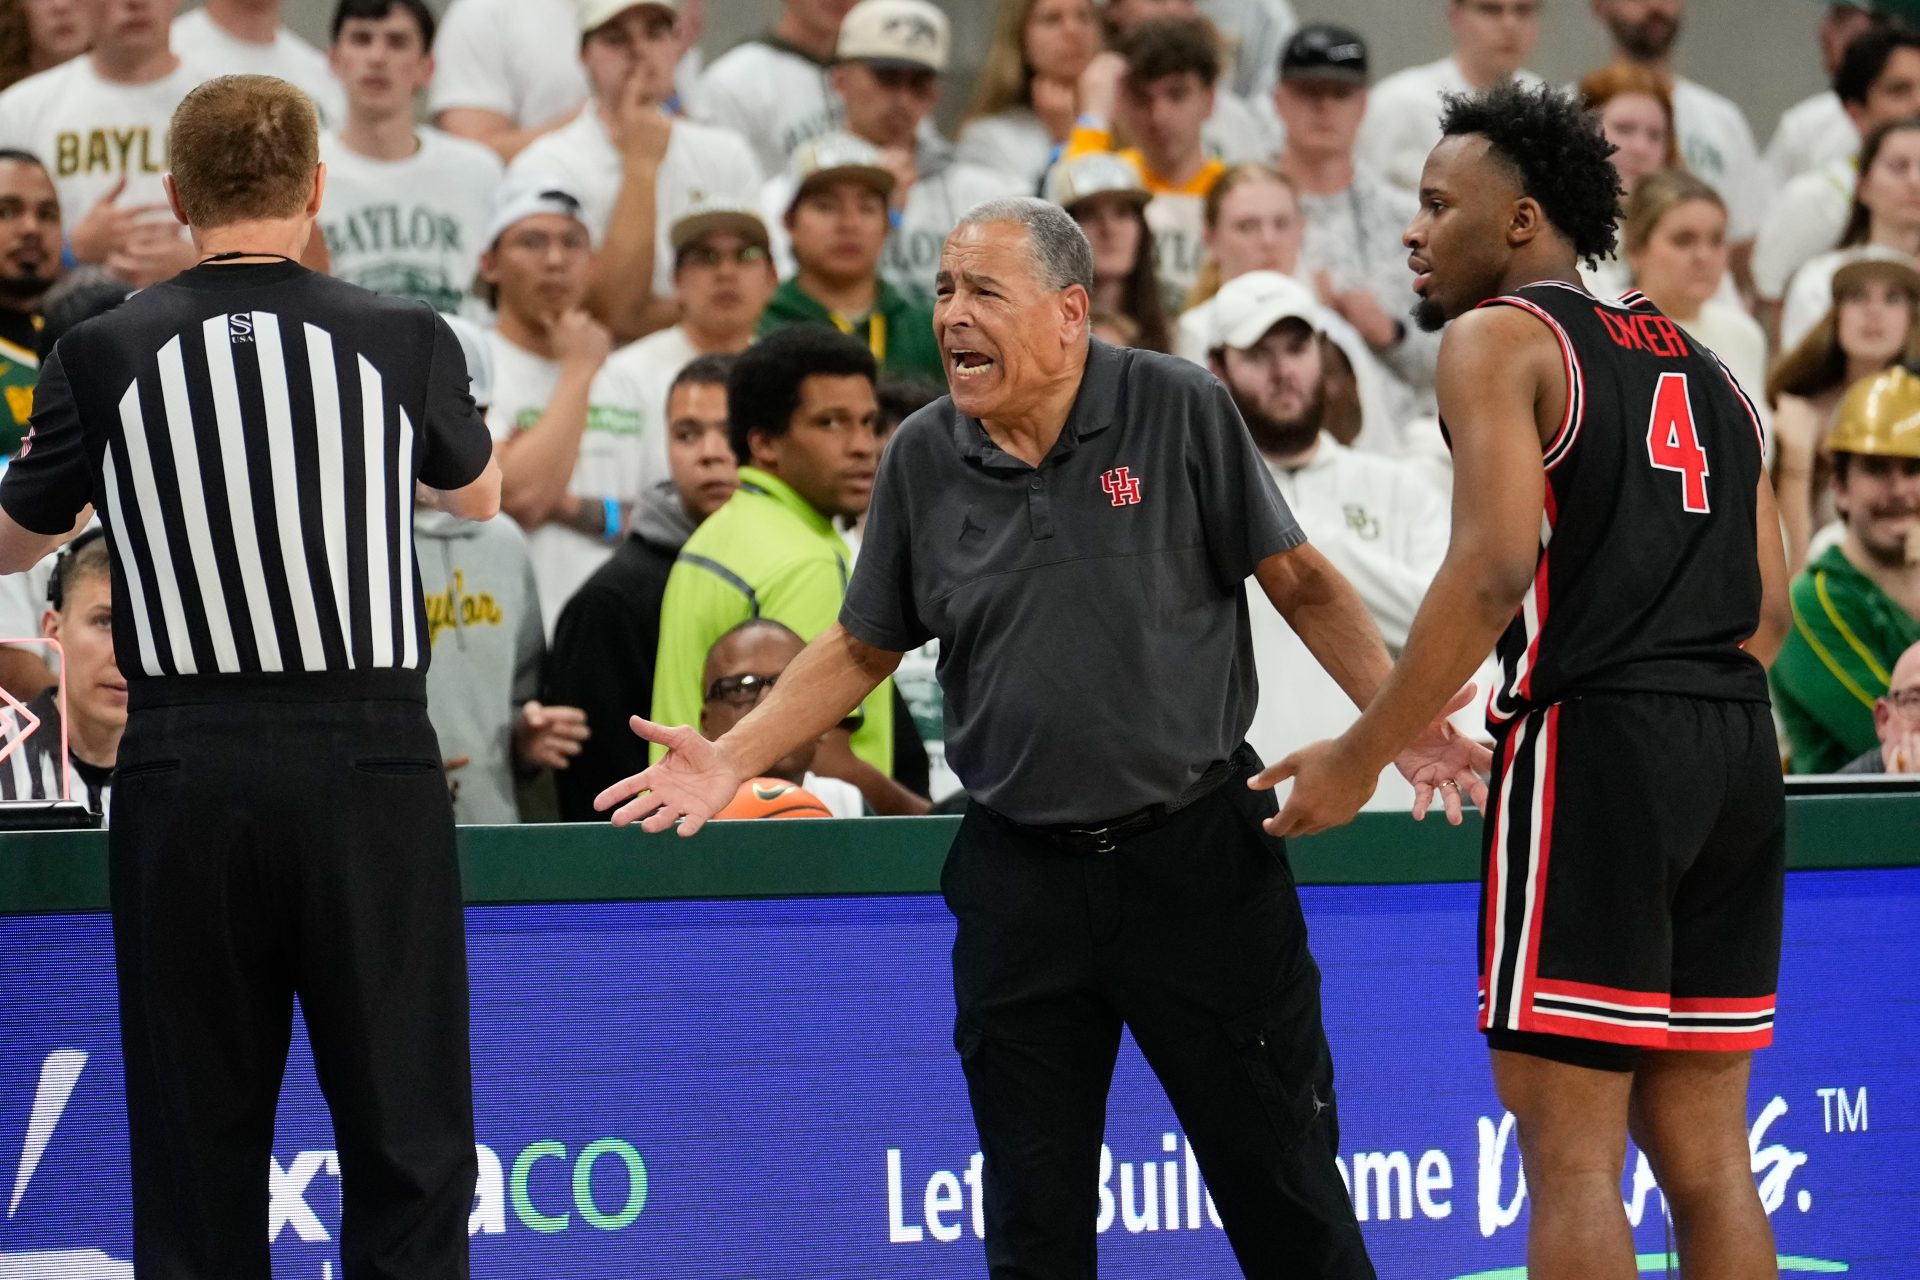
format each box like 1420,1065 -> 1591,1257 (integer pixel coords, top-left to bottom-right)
602,498 -> 621,543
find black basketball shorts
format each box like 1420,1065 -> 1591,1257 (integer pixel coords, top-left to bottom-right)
1477,693 -> 1786,1052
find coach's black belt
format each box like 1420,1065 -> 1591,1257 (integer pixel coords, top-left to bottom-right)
1016,748 -> 1253,854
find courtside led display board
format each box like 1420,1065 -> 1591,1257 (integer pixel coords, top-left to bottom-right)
2,870 -> 1914,1277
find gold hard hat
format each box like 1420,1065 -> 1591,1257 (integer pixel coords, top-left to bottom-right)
1827,367 -> 1920,459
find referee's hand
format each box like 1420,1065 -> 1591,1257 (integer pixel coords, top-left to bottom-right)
593,717 -> 742,836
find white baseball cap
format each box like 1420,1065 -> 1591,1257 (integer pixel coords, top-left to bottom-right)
786,133 -> 897,209
1044,152 -> 1149,211
577,0 -> 677,36
1207,271 -> 1325,352
484,183 -> 591,249
836,0 -> 950,72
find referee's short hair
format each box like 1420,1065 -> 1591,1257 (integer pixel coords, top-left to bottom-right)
726,327 -> 876,464
169,75 -> 319,229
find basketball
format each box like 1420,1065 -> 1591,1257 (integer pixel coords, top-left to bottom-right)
716,777 -> 834,820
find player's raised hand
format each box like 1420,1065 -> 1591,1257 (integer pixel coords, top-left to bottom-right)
1393,683 -> 1493,824
1249,738 -> 1377,838
593,716 -> 742,836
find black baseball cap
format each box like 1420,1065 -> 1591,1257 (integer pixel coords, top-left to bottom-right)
1280,23 -> 1369,86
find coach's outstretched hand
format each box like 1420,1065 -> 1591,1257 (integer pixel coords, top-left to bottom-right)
1251,685 -> 1492,838
593,717 -> 743,836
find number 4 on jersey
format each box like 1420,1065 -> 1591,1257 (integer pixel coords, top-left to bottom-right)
1645,371 -> 1710,513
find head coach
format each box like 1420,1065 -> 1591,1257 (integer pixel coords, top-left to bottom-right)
0,76 -> 500,1278
599,196 -> 1488,1277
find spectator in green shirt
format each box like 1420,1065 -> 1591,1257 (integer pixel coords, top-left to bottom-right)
758,133 -> 946,383
0,149 -> 61,456
1772,366 -> 1920,772
649,325 -> 927,812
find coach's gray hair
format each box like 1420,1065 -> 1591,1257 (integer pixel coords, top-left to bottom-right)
954,196 -> 1095,293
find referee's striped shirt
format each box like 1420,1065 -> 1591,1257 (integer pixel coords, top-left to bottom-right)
0,259 -> 493,683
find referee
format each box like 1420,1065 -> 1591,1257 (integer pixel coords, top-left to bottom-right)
0,77 -> 499,1278
599,198 -> 1487,1278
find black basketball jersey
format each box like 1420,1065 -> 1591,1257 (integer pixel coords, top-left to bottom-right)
1462,281 -> 1770,728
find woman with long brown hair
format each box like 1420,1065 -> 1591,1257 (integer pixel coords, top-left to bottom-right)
1046,151 -> 1172,352
1779,116 -> 1920,350
1182,162 -> 1305,310
956,0 -> 1102,193
1768,254 -> 1920,570
1578,63 -> 1683,298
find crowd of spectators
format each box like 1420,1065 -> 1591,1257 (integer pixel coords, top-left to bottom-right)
0,0 -> 1918,824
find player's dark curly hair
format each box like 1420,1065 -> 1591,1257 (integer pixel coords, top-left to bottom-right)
1438,80 -> 1624,270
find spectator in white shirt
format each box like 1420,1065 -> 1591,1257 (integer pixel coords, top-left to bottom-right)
1755,24 -> 1920,330
1578,62 -> 1681,299
1765,1 -> 1880,190
318,0 -> 502,315
1196,0 -> 1297,106
429,0 -> 701,164
696,0 -> 855,179
172,0 -> 345,125
506,0 -> 760,343
1200,271 -> 1468,811
956,0 -> 1102,193
1781,116 -> 1920,351
478,185 -> 655,632
1589,0 -> 1765,285
1357,0 -> 1542,195
0,0 -> 210,285
1274,24 -> 1440,406
1182,160 -> 1302,308
1622,169 -> 1768,416
1045,151 -> 1173,351
603,198 -> 777,479
0,0 -> 92,92
1767,252 -> 1920,571
765,0 -> 1018,303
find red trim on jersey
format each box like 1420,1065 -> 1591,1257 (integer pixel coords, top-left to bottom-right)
1480,726 -> 1526,1015
1531,977 -> 1669,1011
1514,485 -> 1558,704
1482,296 -> 1585,467
1515,705 -> 1559,1023
1672,994 -> 1777,1015
1710,351 -> 1768,459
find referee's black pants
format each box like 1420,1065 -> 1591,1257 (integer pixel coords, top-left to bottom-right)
109,674 -> 476,1280
947,750 -> 1375,1279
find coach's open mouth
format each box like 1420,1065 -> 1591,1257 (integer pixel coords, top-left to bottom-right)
950,350 -> 995,379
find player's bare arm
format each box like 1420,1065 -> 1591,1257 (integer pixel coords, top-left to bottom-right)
1262,303 -> 1557,836
1253,542 -> 1395,709
595,623 -> 900,834
1750,472 -> 1793,666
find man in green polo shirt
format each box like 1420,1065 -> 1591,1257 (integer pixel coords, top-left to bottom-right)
758,133 -> 945,383
651,326 -> 914,803
1773,367 -> 1920,772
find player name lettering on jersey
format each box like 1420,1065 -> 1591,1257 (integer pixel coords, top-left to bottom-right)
55,127 -> 166,178
1594,308 -> 1691,358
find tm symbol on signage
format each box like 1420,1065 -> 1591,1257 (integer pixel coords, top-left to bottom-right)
1816,1087 -> 1868,1134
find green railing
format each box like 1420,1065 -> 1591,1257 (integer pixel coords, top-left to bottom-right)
2,791 -> 1915,914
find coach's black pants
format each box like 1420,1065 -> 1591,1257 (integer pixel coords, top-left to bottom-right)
110,673 -> 476,1280
947,751 -> 1374,1279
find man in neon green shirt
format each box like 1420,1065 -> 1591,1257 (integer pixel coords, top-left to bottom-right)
1772,367 -> 1920,772
651,326 -> 909,799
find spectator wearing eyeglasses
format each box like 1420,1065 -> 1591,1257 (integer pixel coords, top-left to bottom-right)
1355,0 -> 1541,196
648,326 -> 928,813
1838,639 -> 1920,773
1772,366 -> 1920,773
602,199 -> 779,480
547,354 -> 739,822
698,618 -> 862,816
764,0 -> 1018,306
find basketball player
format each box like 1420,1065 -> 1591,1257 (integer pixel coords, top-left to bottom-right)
1259,82 -> 1793,1280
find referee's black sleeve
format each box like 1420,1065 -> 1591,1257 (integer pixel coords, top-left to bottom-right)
0,347 -> 92,535
418,313 -> 492,492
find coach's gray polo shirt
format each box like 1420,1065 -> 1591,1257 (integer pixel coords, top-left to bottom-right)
840,340 -> 1306,826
